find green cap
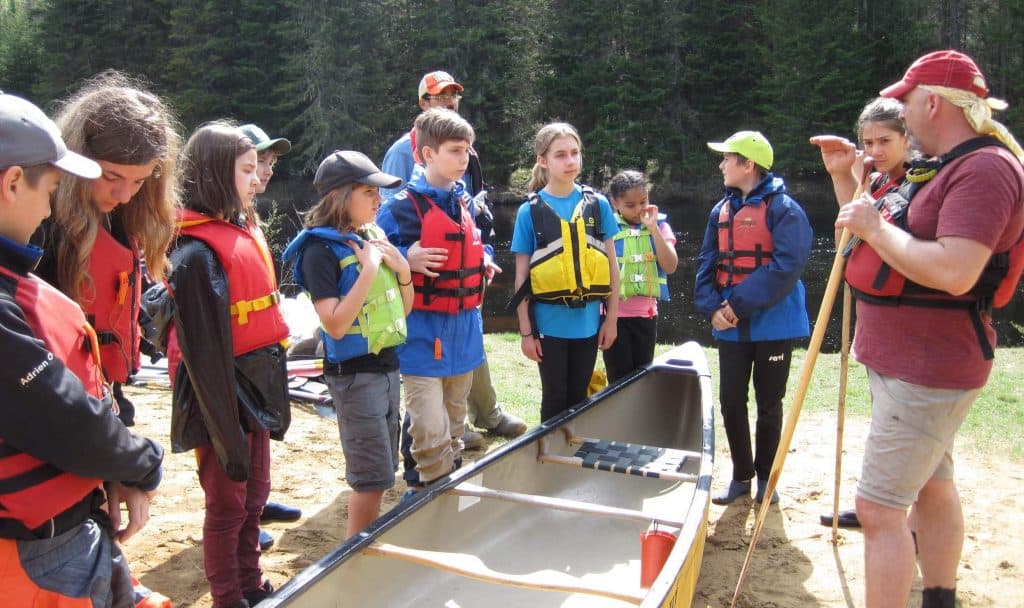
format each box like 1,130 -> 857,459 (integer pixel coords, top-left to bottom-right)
238,124 -> 291,155
707,130 -> 773,170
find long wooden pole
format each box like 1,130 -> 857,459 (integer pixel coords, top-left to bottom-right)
729,227 -> 854,608
832,284 -> 853,542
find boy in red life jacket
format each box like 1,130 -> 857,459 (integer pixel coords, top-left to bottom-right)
0,92 -> 164,607
381,70 -> 526,450
836,50 -> 1024,608
376,108 -> 500,498
694,131 -> 812,507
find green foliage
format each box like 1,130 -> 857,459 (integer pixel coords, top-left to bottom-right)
3,0 -> 1022,193
0,0 -> 42,97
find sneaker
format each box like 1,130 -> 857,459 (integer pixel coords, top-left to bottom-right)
755,479 -> 780,505
489,412 -> 527,438
819,509 -> 860,528
243,580 -> 274,605
711,480 -> 751,505
462,430 -> 485,450
261,501 -> 302,523
259,529 -> 274,551
399,488 -> 424,505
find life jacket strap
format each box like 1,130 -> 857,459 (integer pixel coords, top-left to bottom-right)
850,287 -> 995,360
230,291 -> 281,325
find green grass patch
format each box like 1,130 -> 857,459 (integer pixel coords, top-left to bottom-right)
485,334 -> 1024,460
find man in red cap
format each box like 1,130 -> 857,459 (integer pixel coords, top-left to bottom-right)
836,50 -> 1024,608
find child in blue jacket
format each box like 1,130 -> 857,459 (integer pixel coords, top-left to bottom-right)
695,131 -> 812,506
375,109 -> 498,497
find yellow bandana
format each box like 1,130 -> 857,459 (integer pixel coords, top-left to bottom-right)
920,84 -> 1024,162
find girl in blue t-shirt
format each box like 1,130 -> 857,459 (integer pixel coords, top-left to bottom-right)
510,122 -> 620,421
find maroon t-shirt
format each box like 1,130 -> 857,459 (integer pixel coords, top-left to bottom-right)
853,145 -> 1024,388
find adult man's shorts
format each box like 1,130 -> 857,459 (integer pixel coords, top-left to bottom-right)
858,369 -> 979,509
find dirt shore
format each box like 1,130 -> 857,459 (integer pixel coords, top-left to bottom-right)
121,386 -> 1023,607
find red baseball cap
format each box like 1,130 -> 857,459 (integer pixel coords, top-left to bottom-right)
880,50 -> 989,100
418,71 -> 464,99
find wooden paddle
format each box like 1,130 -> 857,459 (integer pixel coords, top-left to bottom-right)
730,167 -> 871,607
832,283 -> 852,543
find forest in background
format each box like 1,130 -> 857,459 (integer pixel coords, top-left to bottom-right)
1,0 -> 1023,194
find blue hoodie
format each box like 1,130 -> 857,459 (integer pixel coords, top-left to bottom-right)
694,173 -> 812,342
375,172 -> 489,376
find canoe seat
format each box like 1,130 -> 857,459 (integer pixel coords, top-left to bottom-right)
572,439 -> 698,482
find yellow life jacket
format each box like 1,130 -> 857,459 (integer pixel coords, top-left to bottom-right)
525,187 -> 611,307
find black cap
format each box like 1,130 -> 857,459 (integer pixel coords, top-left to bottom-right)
314,150 -> 401,196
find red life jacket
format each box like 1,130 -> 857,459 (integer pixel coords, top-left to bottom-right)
172,210 -> 290,357
0,266 -> 105,530
81,228 -> 141,383
844,138 -> 1024,360
715,197 -> 774,288
405,192 -> 485,314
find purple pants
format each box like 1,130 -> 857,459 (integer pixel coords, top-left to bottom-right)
196,431 -> 271,608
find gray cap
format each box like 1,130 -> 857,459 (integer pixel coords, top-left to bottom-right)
0,93 -> 101,178
314,150 -> 401,196
238,123 -> 291,155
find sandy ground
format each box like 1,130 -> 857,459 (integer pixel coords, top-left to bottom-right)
120,385 -> 1024,608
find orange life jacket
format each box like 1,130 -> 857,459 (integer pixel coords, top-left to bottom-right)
172,210 -> 290,356
0,266 -> 105,530
406,192 -> 486,314
715,197 -> 773,288
82,228 -> 141,383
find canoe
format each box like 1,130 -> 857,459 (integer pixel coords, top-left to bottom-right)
262,341 -> 714,607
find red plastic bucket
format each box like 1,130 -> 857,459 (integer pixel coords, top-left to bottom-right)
640,526 -> 678,588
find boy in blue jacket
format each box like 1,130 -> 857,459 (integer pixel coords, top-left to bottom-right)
694,131 -> 812,506
376,108 -> 498,496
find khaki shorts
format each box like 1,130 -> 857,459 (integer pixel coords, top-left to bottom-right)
857,369 -> 980,509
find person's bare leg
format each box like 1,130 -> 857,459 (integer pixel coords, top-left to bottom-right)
346,490 -> 385,539
858,495 -> 916,607
914,478 -> 962,588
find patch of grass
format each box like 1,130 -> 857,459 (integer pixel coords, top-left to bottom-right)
485,334 -> 1024,460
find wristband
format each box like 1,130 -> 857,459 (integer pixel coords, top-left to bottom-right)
397,276 -> 413,286
521,332 -> 534,338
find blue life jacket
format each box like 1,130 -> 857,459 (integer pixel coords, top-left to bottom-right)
284,226 -> 406,363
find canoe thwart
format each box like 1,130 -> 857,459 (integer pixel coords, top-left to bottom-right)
449,482 -> 685,528
361,541 -> 646,605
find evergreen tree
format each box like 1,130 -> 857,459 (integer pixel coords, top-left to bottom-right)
165,0 -> 293,132
0,0 -> 43,96
32,0 -> 175,102
275,0 -> 393,174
